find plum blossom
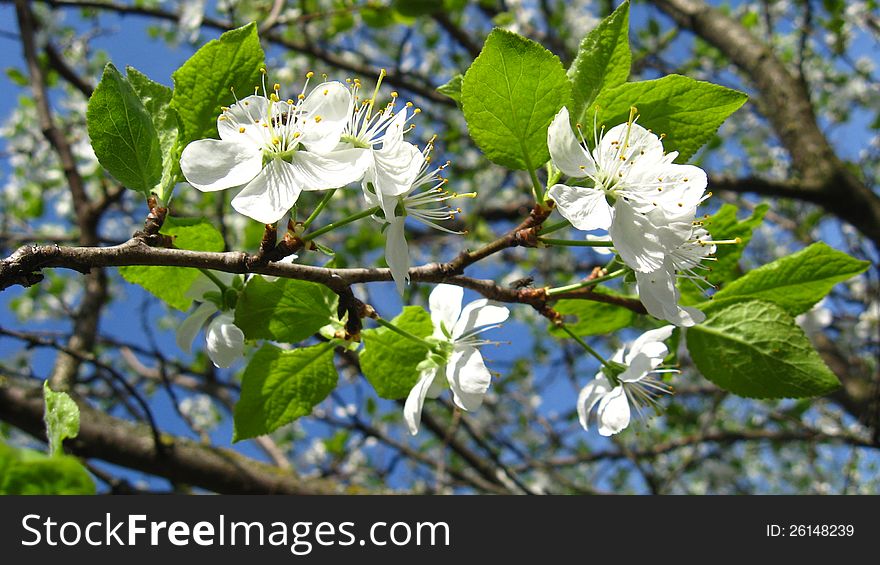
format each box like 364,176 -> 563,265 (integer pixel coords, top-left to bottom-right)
546,106 -> 707,273
404,284 -> 509,435
363,139 -> 466,295
578,326 -> 676,436
180,74 -> 371,224
175,271 -> 244,368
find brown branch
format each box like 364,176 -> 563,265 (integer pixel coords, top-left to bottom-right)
0,377 -> 343,494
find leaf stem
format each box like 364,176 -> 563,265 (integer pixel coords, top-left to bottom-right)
304,206 -> 379,240
374,317 -> 435,351
545,268 -> 628,296
302,189 -> 337,230
199,268 -> 228,292
539,219 -> 570,235
558,324 -> 613,370
538,237 -> 614,247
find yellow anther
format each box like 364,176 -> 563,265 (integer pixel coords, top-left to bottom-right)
298,93 -> 305,100
306,71 -> 314,79
406,102 -> 413,107
218,116 -> 228,121
272,137 -> 280,145
287,98 -> 294,104
414,108 -> 421,114
293,132 -> 301,138
315,116 -> 323,123
270,93 -> 280,102
260,67 -> 267,74
323,89 -> 329,95
390,91 -> 398,98
274,83 -> 281,91
239,127 -> 246,133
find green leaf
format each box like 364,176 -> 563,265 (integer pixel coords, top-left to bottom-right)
687,300 -> 840,398
235,276 -> 337,343
126,66 -> 179,202
680,203 -> 767,304
568,0 -> 631,120
43,381 -> 79,457
0,442 -> 96,495
86,63 -> 163,194
711,242 -> 870,315
119,217 -> 225,311
171,23 -> 265,148
360,306 -> 433,399
549,294 -> 635,337
392,0 -> 443,16
437,74 -> 463,105
588,75 -> 748,161
233,343 -> 338,441
461,28 -> 571,170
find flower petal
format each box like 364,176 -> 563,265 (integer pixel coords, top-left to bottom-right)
547,183 -> 612,232
547,107 -> 597,178
577,375 -> 612,431
231,158 -> 301,224
385,215 -> 410,296
180,139 -> 262,192
403,368 -> 439,435
627,325 -> 675,362
429,284 -> 463,338
452,299 -> 509,339
594,121 -> 664,176
205,313 -> 245,368
298,81 -> 353,154
596,385 -> 630,436
217,94 -> 269,145
635,268 -> 705,327
447,346 -> 492,411
293,148 -> 371,191
609,200 -> 666,273
369,141 -> 423,197
175,302 -> 218,354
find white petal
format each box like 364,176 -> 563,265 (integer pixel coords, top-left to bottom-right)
378,107 -> 409,150
577,375 -> 613,431
586,234 -> 614,255
298,82 -> 353,154
180,139 -> 262,192
369,141 -> 423,197
205,313 -> 245,368
452,299 -> 509,339
403,368 -> 439,435
594,121 -> 664,175
547,183 -> 612,232
618,353 -> 654,383
385,216 -> 410,296
175,302 -> 217,354
293,148 -> 371,191
231,158 -> 300,224
547,107 -> 597,178
447,347 -> 491,411
627,325 -> 675,361
635,268 -> 704,328
631,163 -> 707,215
217,94 -> 270,145
609,200 -> 666,273
596,385 -> 631,436
429,284 -> 463,338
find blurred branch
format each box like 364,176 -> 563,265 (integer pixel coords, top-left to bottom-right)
650,0 -> 880,247
0,377 -> 344,494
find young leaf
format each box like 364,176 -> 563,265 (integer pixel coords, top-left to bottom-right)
588,75 -> 748,161
233,343 -> 338,441
0,442 -> 95,495
86,63 -> 163,195
171,23 -> 265,148
687,300 -> 840,398
235,276 -> 337,343
360,306 -> 434,399
461,29 -> 571,170
568,0 -> 631,121
437,74 -> 463,105
711,242 -> 870,315
126,66 -> 179,202
43,381 -> 80,457
119,217 -> 225,311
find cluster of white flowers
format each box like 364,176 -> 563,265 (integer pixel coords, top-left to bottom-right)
180,70 -> 462,295
547,106 -> 717,327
